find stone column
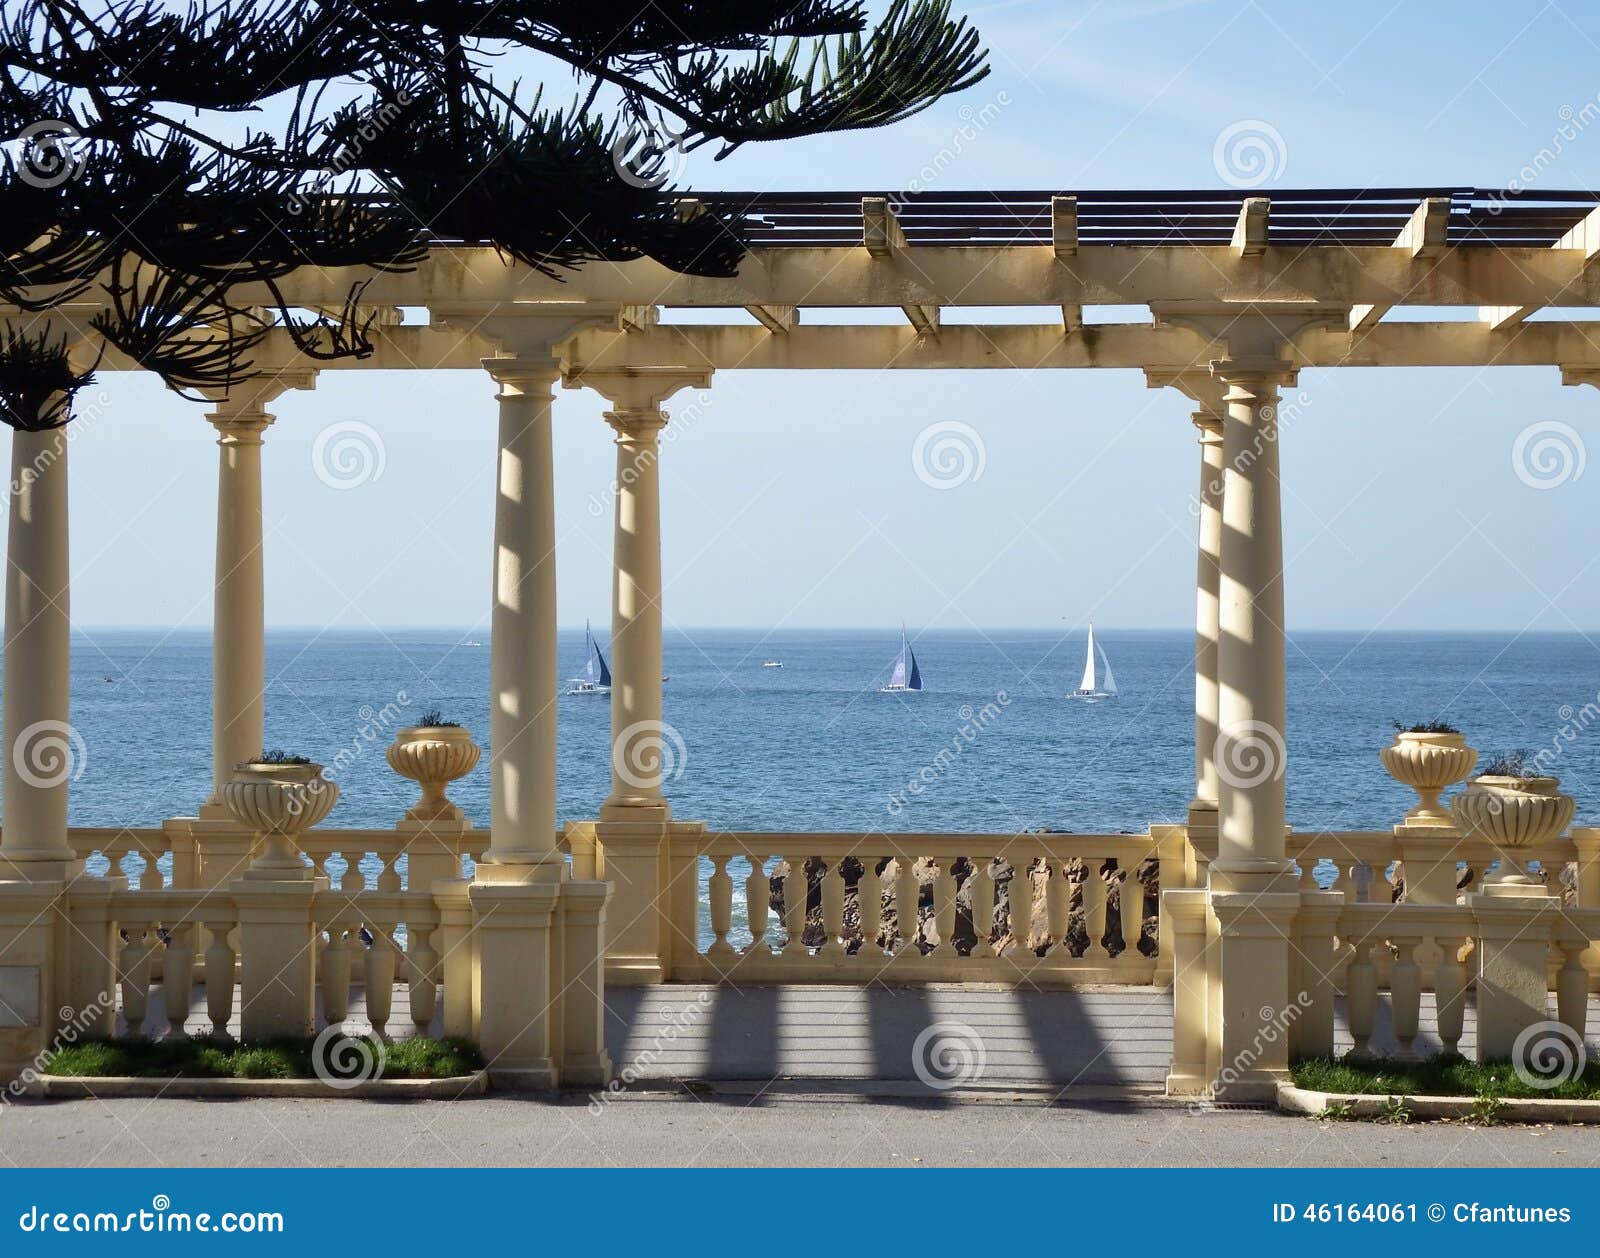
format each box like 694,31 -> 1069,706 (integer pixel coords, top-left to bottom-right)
1209,359 -> 1294,879
1190,411 -> 1225,838
0,423 -> 79,880
565,368 -> 710,986
478,358 -> 567,882
204,400 -> 273,815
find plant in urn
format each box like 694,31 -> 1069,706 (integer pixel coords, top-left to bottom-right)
1450,751 -> 1575,894
1380,721 -> 1477,826
221,751 -> 340,880
386,712 -> 480,824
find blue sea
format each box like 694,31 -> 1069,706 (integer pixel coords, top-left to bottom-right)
48,627 -> 1600,836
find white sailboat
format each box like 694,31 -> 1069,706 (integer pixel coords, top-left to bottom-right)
565,621 -> 612,696
880,626 -> 925,693
1070,622 -> 1118,702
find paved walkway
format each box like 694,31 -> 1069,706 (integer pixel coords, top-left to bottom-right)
5,1091 -> 1596,1168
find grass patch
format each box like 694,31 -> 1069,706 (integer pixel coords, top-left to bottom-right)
45,1035 -> 483,1081
1292,1055 -> 1600,1101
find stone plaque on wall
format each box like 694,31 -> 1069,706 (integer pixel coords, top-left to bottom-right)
0,966 -> 42,1028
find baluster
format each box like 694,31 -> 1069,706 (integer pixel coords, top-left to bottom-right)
1119,861 -> 1145,955
1007,853 -> 1034,959
782,856 -> 809,956
163,924 -> 195,1038
1346,937 -> 1378,1056
1333,860 -> 1358,903
817,857 -> 845,957
204,918 -> 236,1038
971,858 -> 996,958
930,859 -> 956,957
377,853 -> 402,893
321,927 -> 353,1025
1390,935 -> 1423,1057
1295,854 -> 1318,890
364,924 -> 396,1037
1434,936 -> 1470,1055
120,927 -> 153,1037
1045,859 -> 1070,955
138,853 -> 163,891
1556,939 -> 1589,1042
1082,858 -> 1108,959
857,857 -> 883,956
744,854 -> 771,954
708,854 -> 735,958
894,856 -> 920,955
408,921 -> 439,1032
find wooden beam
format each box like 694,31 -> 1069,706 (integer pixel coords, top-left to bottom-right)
1480,205 -> 1600,329
1231,198 -> 1269,257
1052,196 -> 1077,258
745,304 -> 797,333
1350,196 -> 1452,330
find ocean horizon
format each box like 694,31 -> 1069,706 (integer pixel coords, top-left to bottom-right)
38,626 -> 1600,838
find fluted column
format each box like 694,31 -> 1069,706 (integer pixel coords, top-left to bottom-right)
204,402 -> 272,814
1192,411 -> 1225,819
480,358 -> 566,878
0,421 -> 78,877
1210,359 -> 1294,876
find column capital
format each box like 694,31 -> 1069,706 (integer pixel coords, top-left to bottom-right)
604,407 -> 670,440
481,356 -> 562,394
1192,412 -> 1225,439
207,411 -> 274,446
565,366 -> 712,412
1209,357 -> 1299,389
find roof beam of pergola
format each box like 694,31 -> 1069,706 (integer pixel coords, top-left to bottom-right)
71,318 -> 1600,376
1480,205 -> 1600,331
863,196 -> 940,334
1348,196 -> 1452,332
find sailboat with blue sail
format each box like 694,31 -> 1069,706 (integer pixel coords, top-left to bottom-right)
566,621 -> 612,696
1070,622 -> 1118,702
880,626 -> 925,693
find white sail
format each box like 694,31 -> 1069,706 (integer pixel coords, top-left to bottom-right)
1078,624 -> 1098,693
1098,642 -> 1118,696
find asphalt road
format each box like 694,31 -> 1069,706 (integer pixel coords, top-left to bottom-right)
4,1090 -> 1597,1168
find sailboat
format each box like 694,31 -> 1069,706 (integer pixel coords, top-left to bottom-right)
879,626 -> 925,693
566,621 -> 612,696
1071,622 -> 1118,702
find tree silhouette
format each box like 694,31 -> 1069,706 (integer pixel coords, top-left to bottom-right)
0,0 -> 988,427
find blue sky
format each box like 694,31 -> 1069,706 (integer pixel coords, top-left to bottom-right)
57,0 -> 1600,632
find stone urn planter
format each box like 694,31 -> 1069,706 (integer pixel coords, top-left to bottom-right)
220,757 -> 339,879
1450,768 -> 1575,888
387,723 -> 480,823
1380,729 -> 1477,825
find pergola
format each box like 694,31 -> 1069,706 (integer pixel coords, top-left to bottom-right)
3,187 -> 1599,1095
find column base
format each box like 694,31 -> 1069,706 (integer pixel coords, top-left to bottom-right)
0,855 -> 83,883
487,1063 -> 559,1091
232,875 -> 328,1040
589,814 -> 704,987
